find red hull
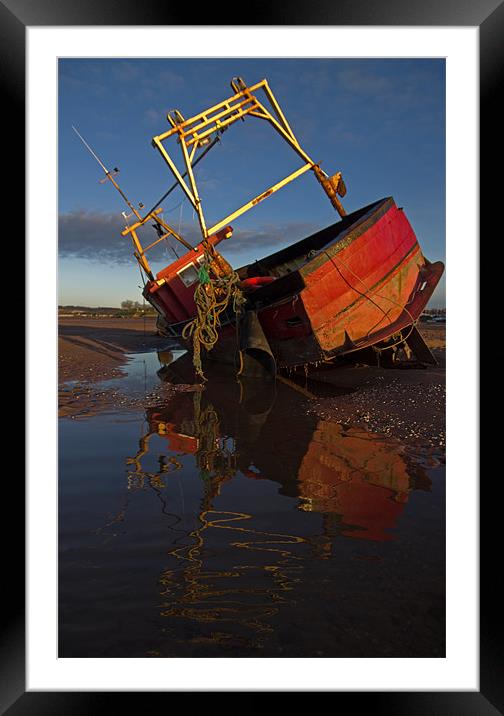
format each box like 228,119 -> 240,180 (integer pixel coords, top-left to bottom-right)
144,197 -> 444,370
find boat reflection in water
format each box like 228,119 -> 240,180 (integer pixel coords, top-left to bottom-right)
120,353 -> 433,650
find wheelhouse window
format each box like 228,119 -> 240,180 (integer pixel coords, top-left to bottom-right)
177,263 -> 199,287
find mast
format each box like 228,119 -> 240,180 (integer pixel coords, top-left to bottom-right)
72,126 -> 196,280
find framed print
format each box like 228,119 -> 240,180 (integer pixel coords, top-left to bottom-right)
3,0 -> 496,711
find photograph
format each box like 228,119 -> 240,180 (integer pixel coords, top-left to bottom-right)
57,57 -> 447,659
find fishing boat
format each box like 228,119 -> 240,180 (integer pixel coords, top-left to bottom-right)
147,196 -> 443,375
75,76 -> 444,377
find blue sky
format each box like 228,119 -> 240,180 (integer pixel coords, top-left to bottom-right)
59,58 -> 445,307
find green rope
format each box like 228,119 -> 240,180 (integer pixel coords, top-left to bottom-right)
198,264 -> 211,285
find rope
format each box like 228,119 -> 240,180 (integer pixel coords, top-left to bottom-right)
138,261 -> 146,288
177,202 -> 183,236
182,241 -> 245,380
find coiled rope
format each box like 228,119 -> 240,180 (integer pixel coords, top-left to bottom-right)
182,240 -> 245,380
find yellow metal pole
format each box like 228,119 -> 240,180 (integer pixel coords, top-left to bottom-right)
261,80 -> 297,140
155,215 -> 197,253
107,173 -> 143,221
179,137 -> 208,239
152,137 -> 197,210
189,142 -> 198,163
207,163 -> 313,236
129,229 -> 153,277
252,100 -> 317,168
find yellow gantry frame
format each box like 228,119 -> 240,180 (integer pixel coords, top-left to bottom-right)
121,207 -> 195,279
151,78 -> 346,242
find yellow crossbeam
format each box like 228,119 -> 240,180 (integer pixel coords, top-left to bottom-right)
155,80 -> 268,142
184,102 -> 260,147
121,208 -> 162,236
207,163 -> 313,236
181,98 -> 260,143
142,233 -> 171,253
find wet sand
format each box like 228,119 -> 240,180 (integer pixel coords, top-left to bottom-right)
302,324 -> 445,449
58,317 -> 178,418
59,317 -> 170,383
58,317 -> 445,449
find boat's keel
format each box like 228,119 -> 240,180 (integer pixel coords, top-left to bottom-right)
402,325 -> 438,365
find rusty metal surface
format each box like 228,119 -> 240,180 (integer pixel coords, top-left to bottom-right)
299,200 -> 439,355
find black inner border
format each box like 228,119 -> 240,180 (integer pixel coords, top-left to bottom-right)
4,1 -> 494,712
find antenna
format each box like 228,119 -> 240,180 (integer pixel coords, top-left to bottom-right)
72,125 -> 142,221
72,125 -> 109,174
